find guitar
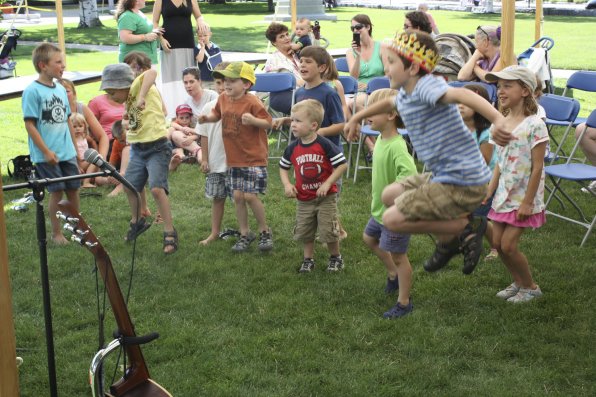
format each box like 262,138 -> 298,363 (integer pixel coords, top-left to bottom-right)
56,200 -> 171,397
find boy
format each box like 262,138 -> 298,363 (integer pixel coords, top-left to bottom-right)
345,31 -> 509,275
22,43 -> 79,245
361,88 -> 418,318
279,100 -> 347,272
290,18 -> 312,54
194,25 -> 222,90
100,63 -> 178,254
198,62 -> 273,252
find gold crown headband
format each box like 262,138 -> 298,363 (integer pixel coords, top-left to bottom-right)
389,32 -> 440,73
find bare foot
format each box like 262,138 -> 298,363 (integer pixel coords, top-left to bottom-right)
199,233 -> 218,246
51,234 -> 69,245
81,183 -> 96,189
141,208 -> 152,218
169,155 -> 182,172
108,185 -> 123,197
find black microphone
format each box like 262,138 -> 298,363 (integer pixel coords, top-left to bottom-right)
84,148 -> 138,193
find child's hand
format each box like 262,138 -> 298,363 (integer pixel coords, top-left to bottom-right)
136,97 -> 146,110
183,127 -> 194,135
44,150 -> 59,166
284,183 -> 297,198
491,118 -> 512,146
344,119 -> 361,142
241,113 -> 256,126
516,202 -> 533,221
180,135 -> 195,147
316,182 -> 331,197
271,117 -> 287,130
200,160 -> 210,174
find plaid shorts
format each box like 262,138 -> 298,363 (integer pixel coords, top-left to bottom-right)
205,172 -> 230,199
228,166 -> 268,194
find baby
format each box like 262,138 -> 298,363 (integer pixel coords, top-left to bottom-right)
291,18 -> 312,53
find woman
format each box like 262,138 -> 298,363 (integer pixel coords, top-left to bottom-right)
404,11 -> 432,35
116,0 -> 159,65
88,92 -> 125,143
264,22 -> 305,115
458,25 -> 508,82
181,67 -> 218,116
152,0 -> 208,117
346,14 -> 385,93
58,79 -> 109,188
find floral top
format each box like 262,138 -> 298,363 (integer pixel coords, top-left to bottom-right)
492,115 -> 549,214
263,50 -> 301,80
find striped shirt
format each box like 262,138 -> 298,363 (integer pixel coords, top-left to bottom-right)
396,75 -> 491,186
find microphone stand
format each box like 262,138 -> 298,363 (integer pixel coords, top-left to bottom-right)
3,170 -> 109,397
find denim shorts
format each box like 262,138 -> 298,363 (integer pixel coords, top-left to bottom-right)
126,138 -> 172,193
35,157 -> 80,193
228,166 -> 268,194
364,217 -> 411,254
205,172 -> 230,199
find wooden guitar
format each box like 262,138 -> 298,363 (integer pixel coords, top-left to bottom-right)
56,200 -> 171,397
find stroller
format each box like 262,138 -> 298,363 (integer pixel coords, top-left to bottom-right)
517,36 -> 555,93
433,33 -> 476,81
0,27 -> 21,79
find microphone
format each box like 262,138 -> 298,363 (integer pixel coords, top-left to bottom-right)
84,148 -> 137,193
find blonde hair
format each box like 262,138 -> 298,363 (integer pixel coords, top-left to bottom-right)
70,112 -> 88,136
292,99 -> 324,128
58,78 -> 76,96
498,80 -> 538,117
32,43 -> 62,73
367,88 -> 404,128
297,17 -> 311,29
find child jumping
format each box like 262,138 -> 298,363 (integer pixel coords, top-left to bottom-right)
361,89 -> 418,318
198,62 -> 273,253
484,66 -> 548,303
345,31 -> 509,275
279,100 -> 347,272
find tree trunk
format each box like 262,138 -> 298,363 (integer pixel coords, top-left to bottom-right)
78,0 -> 103,29
268,0 -> 275,12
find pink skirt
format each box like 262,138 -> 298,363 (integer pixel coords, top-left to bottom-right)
488,209 -> 546,229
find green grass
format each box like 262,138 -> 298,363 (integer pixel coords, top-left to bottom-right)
15,4 -> 596,70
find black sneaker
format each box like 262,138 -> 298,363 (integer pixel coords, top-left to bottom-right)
326,255 -> 344,272
231,232 -> 256,253
385,277 -> 399,294
383,299 -> 413,319
258,228 -> 273,251
460,216 -> 488,275
218,228 -> 240,240
299,258 -> 315,273
423,238 -> 461,272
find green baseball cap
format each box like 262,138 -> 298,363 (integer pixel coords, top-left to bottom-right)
212,61 -> 256,85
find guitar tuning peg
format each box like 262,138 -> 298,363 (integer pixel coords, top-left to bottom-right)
63,223 -> 77,234
70,234 -> 84,245
56,211 -> 79,224
85,241 -> 98,248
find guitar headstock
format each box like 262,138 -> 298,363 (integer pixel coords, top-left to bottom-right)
56,200 -> 102,253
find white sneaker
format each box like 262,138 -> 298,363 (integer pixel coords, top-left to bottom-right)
580,180 -> 596,194
507,286 -> 543,303
496,283 -> 520,300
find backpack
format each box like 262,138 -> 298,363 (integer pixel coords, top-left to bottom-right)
7,154 -> 33,180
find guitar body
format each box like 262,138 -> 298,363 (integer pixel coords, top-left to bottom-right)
56,200 -> 171,397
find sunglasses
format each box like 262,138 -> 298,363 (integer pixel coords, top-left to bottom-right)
476,26 -> 490,39
403,23 -> 412,30
350,24 -> 365,32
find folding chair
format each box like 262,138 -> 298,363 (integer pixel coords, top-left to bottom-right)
334,57 -> 350,73
561,71 -> 596,127
539,94 -> 580,163
337,75 -> 358,177
252,73 -> 296,158
545,109 -> 596,247
448,80 -> 497,104
353,76 -> 390,182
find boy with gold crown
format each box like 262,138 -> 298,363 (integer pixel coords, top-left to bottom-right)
345,31 -> 509,314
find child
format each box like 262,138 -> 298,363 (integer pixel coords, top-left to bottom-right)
168,103 -> 201,171
22,43 -> 79,245
484,66 -> 548,303
345,31 -> 509,275
99,63 -> 178,254
279,100 -> 347,272
194,25 -> 222,90
361,88 -> 418,318
198,61 -> 274,252
70,112 -> 98,188
290,17 -> 312,54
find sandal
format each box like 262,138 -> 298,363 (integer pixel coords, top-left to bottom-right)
459,216 -> 488,275
125,218 -> 151,242
163,228 -> 178,254
423,238 -> 461,272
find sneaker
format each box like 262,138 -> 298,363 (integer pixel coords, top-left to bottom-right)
423,239 -> 461,272
326,255 -> 344,272
384,277 -> 399,294
383,299 -> 413,319
299,258 -> 315,273
485,249 -> 499,261
496,282 -> 520,300
580,180 -> 596,194
231,232 -> 255,252
459,216 -> 488,275
258,228 -> 273,251
507,286 -> 543,303
218,228 -> 240,240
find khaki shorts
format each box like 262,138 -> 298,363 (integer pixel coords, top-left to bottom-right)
395,173 -> 487,221
294,194 -> 340,243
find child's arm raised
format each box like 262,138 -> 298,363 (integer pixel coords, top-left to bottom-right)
517,141 -> 547,220
136,69 -> 158,109
344,97 -> 395,141
279,168 -> 297,198
198,110 -> 219,124
318,122 -> 345,139
25,120 -> 58,165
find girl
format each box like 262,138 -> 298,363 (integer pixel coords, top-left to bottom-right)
70,112 -> 97,188
168,103 -> 202,171
461,84 -> 498,260
484,66 -> 549,303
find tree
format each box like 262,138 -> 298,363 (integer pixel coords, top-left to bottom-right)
268,0 -> 274,12
78,0 -> 103,28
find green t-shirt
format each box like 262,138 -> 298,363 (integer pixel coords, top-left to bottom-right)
118,10 -> 158,65
371,133 -> 417,223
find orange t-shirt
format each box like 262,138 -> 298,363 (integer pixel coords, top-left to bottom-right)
109,139 -> 126,168
213,93 -> 272,167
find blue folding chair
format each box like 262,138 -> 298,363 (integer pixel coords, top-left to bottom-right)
448,80 -> 497,104
539,94 -> 580,163
561,71 -> 596,127
545,109 -> 596,247
335,57 -> 349,73
353,76 -> 391,182
252,73 -> 296,158
338,75 -> 359,177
